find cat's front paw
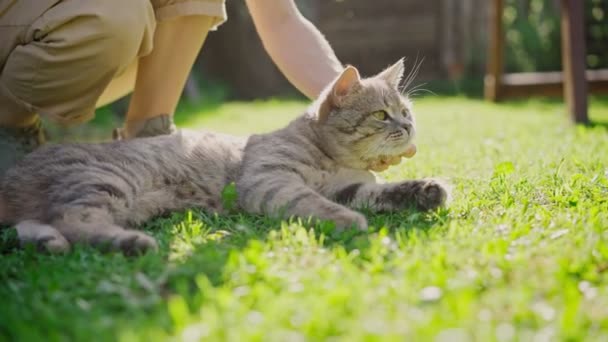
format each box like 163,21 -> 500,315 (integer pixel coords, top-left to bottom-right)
414,180 -> 448,211
383,179 -> 448,211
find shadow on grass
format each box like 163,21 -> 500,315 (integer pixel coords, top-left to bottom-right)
588,120 -> 608,131
114,210 -> 447,327
0,206 -> 449,341
160,206 -> 451,288
0,226 -> 19,254
0,205 -> 450,286
321,208 -> 450,253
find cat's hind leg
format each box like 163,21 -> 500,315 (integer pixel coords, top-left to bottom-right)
15,220 -> 71,253
52,207 -> 158,255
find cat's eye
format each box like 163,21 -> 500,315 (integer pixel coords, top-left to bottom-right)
372,110 -> 389,121
402,109 -> 409,117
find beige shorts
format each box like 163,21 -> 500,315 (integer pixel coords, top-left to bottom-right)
0,0 -> 226,125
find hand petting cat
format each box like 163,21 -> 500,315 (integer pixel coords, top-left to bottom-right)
367,144 -> 417,172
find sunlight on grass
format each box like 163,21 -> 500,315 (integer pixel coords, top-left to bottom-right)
179,99 -> 308,136
1,96 -> 607,341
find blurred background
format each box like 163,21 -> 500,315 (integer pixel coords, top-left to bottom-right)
86,0 -> 608,138
183,0 -> 608,100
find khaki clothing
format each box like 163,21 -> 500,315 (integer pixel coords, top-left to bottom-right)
0,0 -> 226,125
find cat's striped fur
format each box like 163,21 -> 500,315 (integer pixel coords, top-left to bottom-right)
0,58 -> 448,254
0,131 -> 245,254
237,59 -> 447,229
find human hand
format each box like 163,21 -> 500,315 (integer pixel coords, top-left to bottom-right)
367,144 -> 417,172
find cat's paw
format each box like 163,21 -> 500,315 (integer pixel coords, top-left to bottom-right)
332,211 -> 368,231
38,234 -> 71,254
22,233 -> 71,254
113,231 -> 158,255
414,180 -> 448,211
383,179 -> 449,211
16,221 -> 71,254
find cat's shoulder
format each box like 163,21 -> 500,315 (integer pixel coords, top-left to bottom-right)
331,168 -> 377,183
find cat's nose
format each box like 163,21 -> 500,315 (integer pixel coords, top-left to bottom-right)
401,122 -> 413,135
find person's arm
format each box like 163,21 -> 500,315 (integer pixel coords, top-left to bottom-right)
246,1 -> 413,171
245,0 -> 343,99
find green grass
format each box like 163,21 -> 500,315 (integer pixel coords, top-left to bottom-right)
1,96 -> 608,341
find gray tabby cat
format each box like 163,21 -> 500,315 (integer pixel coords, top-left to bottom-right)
237,59 -> 446,229
0,58 -> 447,255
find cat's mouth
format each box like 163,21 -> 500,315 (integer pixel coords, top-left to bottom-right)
386,132 -> 414,153
387,131 -> 404,140
386,127 -> 414,144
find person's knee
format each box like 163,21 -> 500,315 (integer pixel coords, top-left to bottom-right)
0,0 -> 155,124
90,0 -> 155,70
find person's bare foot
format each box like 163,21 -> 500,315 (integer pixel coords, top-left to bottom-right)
112,114 -> 177,140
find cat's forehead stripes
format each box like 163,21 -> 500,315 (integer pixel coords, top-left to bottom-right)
382,97 -> 390,108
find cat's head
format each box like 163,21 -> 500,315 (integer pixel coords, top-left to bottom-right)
309,58 -> 416,170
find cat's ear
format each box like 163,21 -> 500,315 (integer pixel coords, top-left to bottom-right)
315,66 -> 361,123
332,65 -> 361,98
377,58 -> 405,89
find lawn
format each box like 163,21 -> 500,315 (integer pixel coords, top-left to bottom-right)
1,96 -> 607,341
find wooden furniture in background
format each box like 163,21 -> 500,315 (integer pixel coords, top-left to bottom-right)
485,0 -> 608,124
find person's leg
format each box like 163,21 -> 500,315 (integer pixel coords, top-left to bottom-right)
1,0 -> 228,142
110,16 -> 216,139
101,0 -> 228,139
1,0 -> 155,126
0,0 -> 60,128
0,0 -> 155,175
0,2 -> 61,173
96,61 -> 140,109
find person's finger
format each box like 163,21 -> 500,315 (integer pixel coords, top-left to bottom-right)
401,144 -> 417,158
370,165 -> 389,172
387,156 -> 401,165
368,161 -> 390,172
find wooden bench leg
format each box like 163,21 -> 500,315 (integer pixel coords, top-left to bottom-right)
561,0 -> 589,124
485,0 -> 504,102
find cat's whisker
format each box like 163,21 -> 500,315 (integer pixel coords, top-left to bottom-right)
405,82 -> 428,95
408,59 -> 424,87
403,69 -> 422,94
400,55 -> 425,95
408,87 -> 436,98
